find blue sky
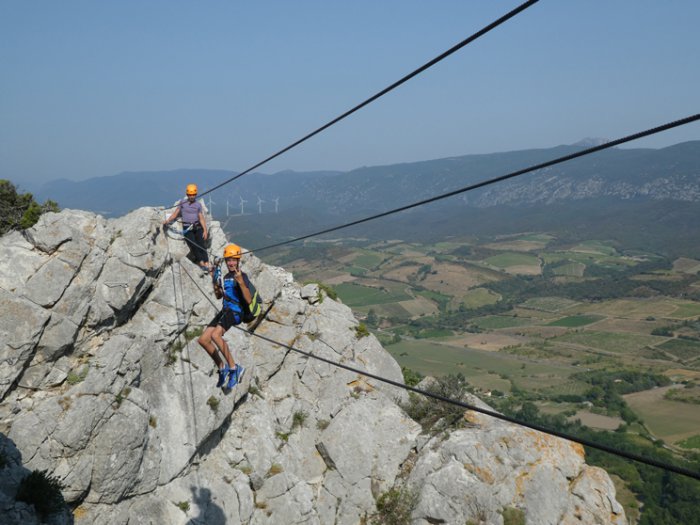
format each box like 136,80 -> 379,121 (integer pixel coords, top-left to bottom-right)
1,1 -> 698,188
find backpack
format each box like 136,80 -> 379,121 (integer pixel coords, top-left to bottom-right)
239,277 -> 262,323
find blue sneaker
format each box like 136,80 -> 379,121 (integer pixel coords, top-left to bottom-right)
216,365 -> 230,388
227,364 -> 245,389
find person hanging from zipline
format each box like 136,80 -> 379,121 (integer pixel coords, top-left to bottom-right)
163,183 -> 210,271
198,243 -> 258,389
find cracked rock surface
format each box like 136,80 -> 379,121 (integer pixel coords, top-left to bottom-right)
0,208 -> 625,524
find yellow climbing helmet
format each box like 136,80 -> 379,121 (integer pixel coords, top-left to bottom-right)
186,184 -> 198,196
223,243 -> 242,259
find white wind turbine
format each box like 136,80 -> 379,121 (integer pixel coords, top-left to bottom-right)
273,197 -> 280,213
239,195 -> 247,215
207,195 -> 215,216
257,196 -> 265,214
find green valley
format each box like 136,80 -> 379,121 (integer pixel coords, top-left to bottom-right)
257,230 -> 700,521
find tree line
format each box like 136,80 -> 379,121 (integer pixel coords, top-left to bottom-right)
0,180 -> 59,235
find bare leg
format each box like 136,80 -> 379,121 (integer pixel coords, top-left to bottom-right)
198,327 -> 224,368
211,326 -> 235,369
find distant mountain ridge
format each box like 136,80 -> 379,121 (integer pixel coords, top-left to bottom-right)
35,140 -> 700,218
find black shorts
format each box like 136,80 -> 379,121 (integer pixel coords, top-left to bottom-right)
208,309 -> 241,331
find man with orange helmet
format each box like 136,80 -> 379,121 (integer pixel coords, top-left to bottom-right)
197,243 -> 251,389
163,183 -> 210,271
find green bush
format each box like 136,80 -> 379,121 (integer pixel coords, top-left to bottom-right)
207,396 -> 219,412
502,507 -> 526,525
16,470 -> 65,518
354,323 -> 370,338
114,387 -> 131,408
370,487 -> 417,525
0,179 -> 59,234
401,366 -> 423,387
66,366 -> 88,385
402,373 -> 469,432
292,410 -> 308,429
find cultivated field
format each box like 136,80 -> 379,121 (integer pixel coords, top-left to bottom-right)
264,233 -> 700,455
624,386 -> 700,444
572,411 -> 623,431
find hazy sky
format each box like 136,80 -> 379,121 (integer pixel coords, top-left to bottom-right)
2,1 -> 698,189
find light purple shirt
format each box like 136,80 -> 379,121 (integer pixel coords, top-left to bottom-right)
178,199 -> 203,225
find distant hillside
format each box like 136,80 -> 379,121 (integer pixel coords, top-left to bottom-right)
227,198 -> 700,259
33,169 -> 334,218
35,141 -> 700,220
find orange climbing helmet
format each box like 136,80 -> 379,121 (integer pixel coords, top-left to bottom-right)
223,243 -> 242,259
186,184 -> 198,196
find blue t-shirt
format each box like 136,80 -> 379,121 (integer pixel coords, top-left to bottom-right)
222,272 -> 251,314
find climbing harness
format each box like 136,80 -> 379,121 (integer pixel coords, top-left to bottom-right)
163,222 -> 193,239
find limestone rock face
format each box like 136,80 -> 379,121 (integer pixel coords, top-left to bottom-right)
407,397 -> 626,525
0,207 -> 625,524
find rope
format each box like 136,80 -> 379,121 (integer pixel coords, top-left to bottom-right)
245,113 -> 700,255
177,262 -> 700,482
163,223 -> 193,237
187,0 -> 540,203
162,221 -> 202,471
161,211 -> 218,268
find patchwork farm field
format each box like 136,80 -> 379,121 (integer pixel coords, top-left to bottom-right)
624,386 -> 700,444
547,314 -> 603,327
552,331 -> 665,354
255,222 -> 700,522
386,339 -> 575,391
520,296 -> 579,312
264,231 -> 700,463
333,281 -> 411,307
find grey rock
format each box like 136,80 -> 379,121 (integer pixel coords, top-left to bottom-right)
0,207 -> 626,525
23,254 -> 80,308
301,283 -> 320,303
407,405 -> 626,525
0,289 -> 51,398
0,231 -> 46,293
24,209 -> 79,253
36,314 -> 80,362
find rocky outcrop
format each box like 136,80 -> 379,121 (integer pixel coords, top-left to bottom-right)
407,395 -> 624,525
0,208 -> 625,524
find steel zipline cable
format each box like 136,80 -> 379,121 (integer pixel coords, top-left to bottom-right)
193,0 -> 540,202
177,262 -> 700,482
246,113 -> 700,256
